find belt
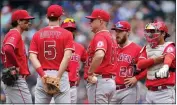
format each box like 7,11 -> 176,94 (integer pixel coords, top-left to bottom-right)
169,68 -> 175,72
43,69 -> 58,71
70,81 -> 77,87
99,74 -> 115,79
148,85 -> 169,91
116,85 -> 128,90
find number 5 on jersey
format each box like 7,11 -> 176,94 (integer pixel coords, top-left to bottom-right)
44,41 -> 56,60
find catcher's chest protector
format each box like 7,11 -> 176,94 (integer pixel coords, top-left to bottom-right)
146,42 -> 173,80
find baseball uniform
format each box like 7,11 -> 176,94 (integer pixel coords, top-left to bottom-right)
29,26 -> 74,103
1,29 -> 32,103
85,30 -> 117,104
68,42 -> 87,103
138,42 -> 175,103
111,42 -> 142,104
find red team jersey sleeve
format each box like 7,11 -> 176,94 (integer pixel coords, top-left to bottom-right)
29,32 -> 39,54
163,43 -> 176,68
4,33 -> 20,49
93,34 -> 107,53
163,43 -> 176,57
135,69 -> 147,80
137,46 -> 155,69
138,46 -> 147,60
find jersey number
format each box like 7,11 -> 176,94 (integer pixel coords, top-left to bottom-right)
44,41 -> 56,60
119,66 -> 134,77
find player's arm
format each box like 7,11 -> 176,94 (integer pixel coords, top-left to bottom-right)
3,45 -> 18,67
29,32 -> 45,77
57,31 -> 74,78
3,34 -> 20,67
137,47 -> 164,69
125,69 -> 147,86
88,49 -> 105,74
156,44 -> 176,78
163,44 -> 175,67
135,69 -> 147,80
57,50 -> 72,78
29,53 -> 45,77
88,35 -> 107,75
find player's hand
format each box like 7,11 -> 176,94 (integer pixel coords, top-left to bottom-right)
124,77 -> 137,87
153,56 -> 164,64
155,64 -> 169,78
41,74 -> 48,84
87,74 -> 97,84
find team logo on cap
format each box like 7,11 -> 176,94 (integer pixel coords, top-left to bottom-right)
115,22 -> 123,28
51,13 -> 54,16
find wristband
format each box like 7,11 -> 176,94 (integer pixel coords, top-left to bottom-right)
36,67 -> 45,77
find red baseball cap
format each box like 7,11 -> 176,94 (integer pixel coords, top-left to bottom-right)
61,18 -> 76,29
47,4 -> 64,17
85,9 -> 110,22
11,9 -> 34,22
111,21 -> 131,31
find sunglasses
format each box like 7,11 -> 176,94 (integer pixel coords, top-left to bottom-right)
63,18 -> 75,23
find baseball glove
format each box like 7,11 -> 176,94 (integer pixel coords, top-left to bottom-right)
2,66 -> 19,86
43,76 -> 60,95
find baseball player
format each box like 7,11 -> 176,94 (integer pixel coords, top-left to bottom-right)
84,9 -> 118,104
29,5 -> 74,103
1,9 -> 34,103
61,18 -> 87,103
125,21 -> 175,103
110,21 -> 142,104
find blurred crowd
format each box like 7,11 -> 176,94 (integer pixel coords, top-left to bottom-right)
0,0 -> 176,104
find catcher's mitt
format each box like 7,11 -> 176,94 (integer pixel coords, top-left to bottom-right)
43,76 -> 60,95
2,66 -> 19,86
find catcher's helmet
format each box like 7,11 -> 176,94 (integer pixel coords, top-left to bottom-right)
61,18 -> 76,29
152,21 -> 170,37
144,21 -> 170,48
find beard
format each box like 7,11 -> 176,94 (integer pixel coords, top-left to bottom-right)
116,35 -> 127,45
21,25 -> 29,31
24,28 -> 29,31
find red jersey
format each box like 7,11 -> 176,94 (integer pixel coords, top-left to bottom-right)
1,29 -> 30,75
85,30 -> 117,75
115,42 -> 141,85
29,26 -> 74,70
139,42 -> 176,87
68,42 -> 87,82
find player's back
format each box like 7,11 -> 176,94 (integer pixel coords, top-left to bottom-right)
30,26 -> 73,70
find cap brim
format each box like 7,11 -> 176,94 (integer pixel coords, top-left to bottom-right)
24,16 -> 35,20
111,28 -> 128,31
85,16 -> 96,19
